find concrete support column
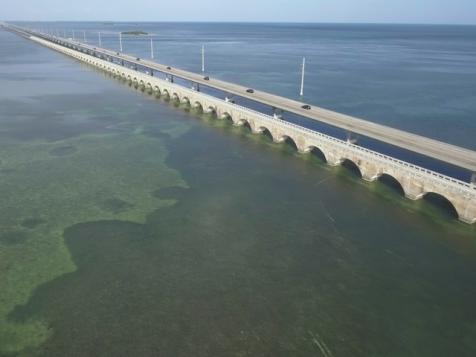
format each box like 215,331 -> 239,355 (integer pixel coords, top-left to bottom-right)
325,152 -> 342,166
449,195 -> 476,224
359,163 -> 380,182
402,179 -> 425,200
296,142 -> 310,154
249,122 -> 263,134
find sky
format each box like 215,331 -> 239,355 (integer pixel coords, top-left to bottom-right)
2,0 -> 476,25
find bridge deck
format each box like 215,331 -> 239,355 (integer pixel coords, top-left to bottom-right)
5,24 -> 476,174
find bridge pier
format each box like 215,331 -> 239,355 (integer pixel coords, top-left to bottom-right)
359,163 -> 380,182
325,152 -> 343,166
455,197 -> 476,224
402,179 -> 425,200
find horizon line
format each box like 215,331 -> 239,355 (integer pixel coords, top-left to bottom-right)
3,20 -> 476,26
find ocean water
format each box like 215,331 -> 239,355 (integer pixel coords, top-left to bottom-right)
0,23 -> 475,356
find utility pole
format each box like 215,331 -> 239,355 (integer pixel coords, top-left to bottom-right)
98,32 -> 102,47
150,37 -> 154,59
300,57 -> 306,97
201,45 -> 205,72
119,32 -> 123,52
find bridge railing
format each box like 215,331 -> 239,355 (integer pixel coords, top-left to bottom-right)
30,31 -> 476,197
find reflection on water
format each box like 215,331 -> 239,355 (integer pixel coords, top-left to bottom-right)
0,25 -> 476,357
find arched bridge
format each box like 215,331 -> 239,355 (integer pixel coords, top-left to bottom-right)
7,29 -> 476,224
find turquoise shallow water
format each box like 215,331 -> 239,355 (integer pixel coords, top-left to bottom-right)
0,24 -> 476,356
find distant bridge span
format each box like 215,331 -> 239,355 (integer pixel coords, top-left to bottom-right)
3,25 -> 476,224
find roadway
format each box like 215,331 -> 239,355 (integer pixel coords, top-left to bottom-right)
6,24 -> 476,174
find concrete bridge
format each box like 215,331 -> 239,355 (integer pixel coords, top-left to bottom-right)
4,25 -> 476,224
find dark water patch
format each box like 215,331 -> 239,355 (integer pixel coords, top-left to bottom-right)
21,218 -> 46,229
8,119 -> 476,356
10,121 -> 476,356
49,145 -> 77,157
99,198 -> 134,214
152,186 -> 188,200
0,168 -> 15,175
141,126 -> 171,140
0,230 -> 28,246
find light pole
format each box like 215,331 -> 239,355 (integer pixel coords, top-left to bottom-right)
72,29 -> 75,41
83,30 -> 86,43
119,32 -> 123,52
98,32 -> 102,47
150,37 -> 154,59
201,45 -> 205,72
300,57 -> 306,97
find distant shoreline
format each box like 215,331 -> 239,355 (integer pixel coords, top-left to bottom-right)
121,30 -> 148,35
4,21 -> 476,27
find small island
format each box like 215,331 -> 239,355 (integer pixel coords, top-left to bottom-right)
121,31 -> 148,36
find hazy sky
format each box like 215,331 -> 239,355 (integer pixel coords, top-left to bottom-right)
3,0 -> 476,24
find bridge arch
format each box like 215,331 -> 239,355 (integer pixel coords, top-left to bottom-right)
340,158 -> 363,178
308,146 -> 328,163
181,96 -> 191,106
275,135 -> 298,151
270,133 -> 296,148
193,101 -> 203,112
422,192 -> 460,220
162,89 -> 170,98
257,127 -> 274,142
377,173 -> 405,196
171,93 -> 180,102
241,120 -> 253,132
220,112 -> 233,121
205,105 -> 217,116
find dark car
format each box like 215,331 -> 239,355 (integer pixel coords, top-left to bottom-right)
301,104 -> 311,110
116,52 -> 120,55
204,76 -> 210,80
246,89 -> 254,94
136,57 -> 141,61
